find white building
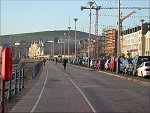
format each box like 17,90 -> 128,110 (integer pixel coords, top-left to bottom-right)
145,31 -> 150,56
28,40 -> 44,58
122,22 -> 149,58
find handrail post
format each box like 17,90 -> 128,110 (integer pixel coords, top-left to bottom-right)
14,70 -> 17,94
8,80 -> 12,102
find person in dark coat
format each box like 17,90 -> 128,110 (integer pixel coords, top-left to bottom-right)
43,58 -> 46,65
63,59 -> 67,70
56,58 -> 58,64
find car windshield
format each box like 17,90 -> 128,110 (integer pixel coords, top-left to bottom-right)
145,62 -> 150,66
139,57 -> 150,64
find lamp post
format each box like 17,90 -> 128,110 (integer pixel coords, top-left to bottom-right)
81,1 -> 94,67
68,26 -> 71,63
47,41 -> 54,58
116,0 -> 121,74
64,33 -> 66,58
74,18 -> 78,59
88,1 -> 94,67
140,19 -> 145,56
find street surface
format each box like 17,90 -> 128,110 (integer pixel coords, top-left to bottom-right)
9,61 -> 150,113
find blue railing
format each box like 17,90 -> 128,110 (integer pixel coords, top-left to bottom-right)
0,61 -> 43,106
0,68 -> 24,103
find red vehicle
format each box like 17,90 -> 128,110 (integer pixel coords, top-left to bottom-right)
96,58 -> 101,69
109,56 -> 116,71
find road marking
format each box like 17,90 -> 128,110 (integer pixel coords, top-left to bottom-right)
82,85 -> 102,88
30,64 -> 48,113
56,67 -> 96,113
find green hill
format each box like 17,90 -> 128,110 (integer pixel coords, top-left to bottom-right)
0,30 -> 95,44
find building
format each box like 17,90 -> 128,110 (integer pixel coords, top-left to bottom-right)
104,29 -> 117,56
99,35 -> 105,57
122,22 -> 149,58
14,40 -> 29,58
28,40 -> 44,58
145,31 -> 150,56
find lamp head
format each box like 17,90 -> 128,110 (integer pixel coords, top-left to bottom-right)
88,1 -> 94,7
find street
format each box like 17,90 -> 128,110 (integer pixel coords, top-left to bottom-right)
9,61 -> 150,113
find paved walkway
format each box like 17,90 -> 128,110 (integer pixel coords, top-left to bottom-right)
8,62 -> 92,113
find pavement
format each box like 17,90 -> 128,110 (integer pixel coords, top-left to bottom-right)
3,61 -> 150,113
8,62 -> 92,113
1,62 -> 42,113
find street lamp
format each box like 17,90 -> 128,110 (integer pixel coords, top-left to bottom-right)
68,26 -> 71,63
81,1 -> 94,67
47,41 -> 54,58
74,18 -> 78,59
116,0 -> 121,74
140,19 -> 145,56
64,33 -> 66,58
88,1 -> 94,67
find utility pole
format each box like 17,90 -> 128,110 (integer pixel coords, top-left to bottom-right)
64,33 -> 66,58
68,27 -> 71,63
61,37 -> 62,56
74,18 -> 78,59
140,19 -> 145,56
116,0 -> 121,74
81,1 -> 94,67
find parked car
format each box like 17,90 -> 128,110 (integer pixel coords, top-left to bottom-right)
96,58 -> 101,69
109,56 -> 116,71
128,56 -> 150,76
120,58 -> 130,73
90,59 -> 97,70
104,59 -> 110,70
137,61 -> 150,77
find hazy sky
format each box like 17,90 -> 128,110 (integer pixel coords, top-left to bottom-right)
1,0 -> 149,35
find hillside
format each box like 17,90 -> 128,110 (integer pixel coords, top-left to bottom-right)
0,30 -> 95,44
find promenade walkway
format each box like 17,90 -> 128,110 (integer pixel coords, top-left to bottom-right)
8,61 -> 92,112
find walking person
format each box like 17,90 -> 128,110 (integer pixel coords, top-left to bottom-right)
63,58 -> 67,70
42,58 -> 46,65
55,58 -> 58,64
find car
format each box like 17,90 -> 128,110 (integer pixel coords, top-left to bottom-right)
96,58 -> 101,69
104,59 -> 110,70
90,59 -> 97,70
137,61 -> 150,77
120,58 -> 130,73
109,56 -> 116,72
128,56 -> 150,76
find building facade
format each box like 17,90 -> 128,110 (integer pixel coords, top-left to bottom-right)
28,40 -> 44,58
145,31 -> 150,56
104,29 -> 117,56
122,22 -> 149,58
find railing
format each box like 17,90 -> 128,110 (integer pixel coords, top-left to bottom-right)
0,61 -> 43,106
0,68 -> 24,103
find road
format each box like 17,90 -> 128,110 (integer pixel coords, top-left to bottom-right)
9,61 -> 150,113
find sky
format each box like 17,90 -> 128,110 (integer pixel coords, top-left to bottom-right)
0,0 -> 150,36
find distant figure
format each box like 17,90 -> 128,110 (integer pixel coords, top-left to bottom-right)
43,58 -> 46,65
63,59 -> 67,70
56,58 -> 58,64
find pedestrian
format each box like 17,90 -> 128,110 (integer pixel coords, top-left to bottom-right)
43,58 -> 46,65
63,58 -> 67,70
56,58 -> 58,64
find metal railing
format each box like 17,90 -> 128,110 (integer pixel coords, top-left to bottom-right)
0,61 -> 43,106
0,68 -> 24,103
